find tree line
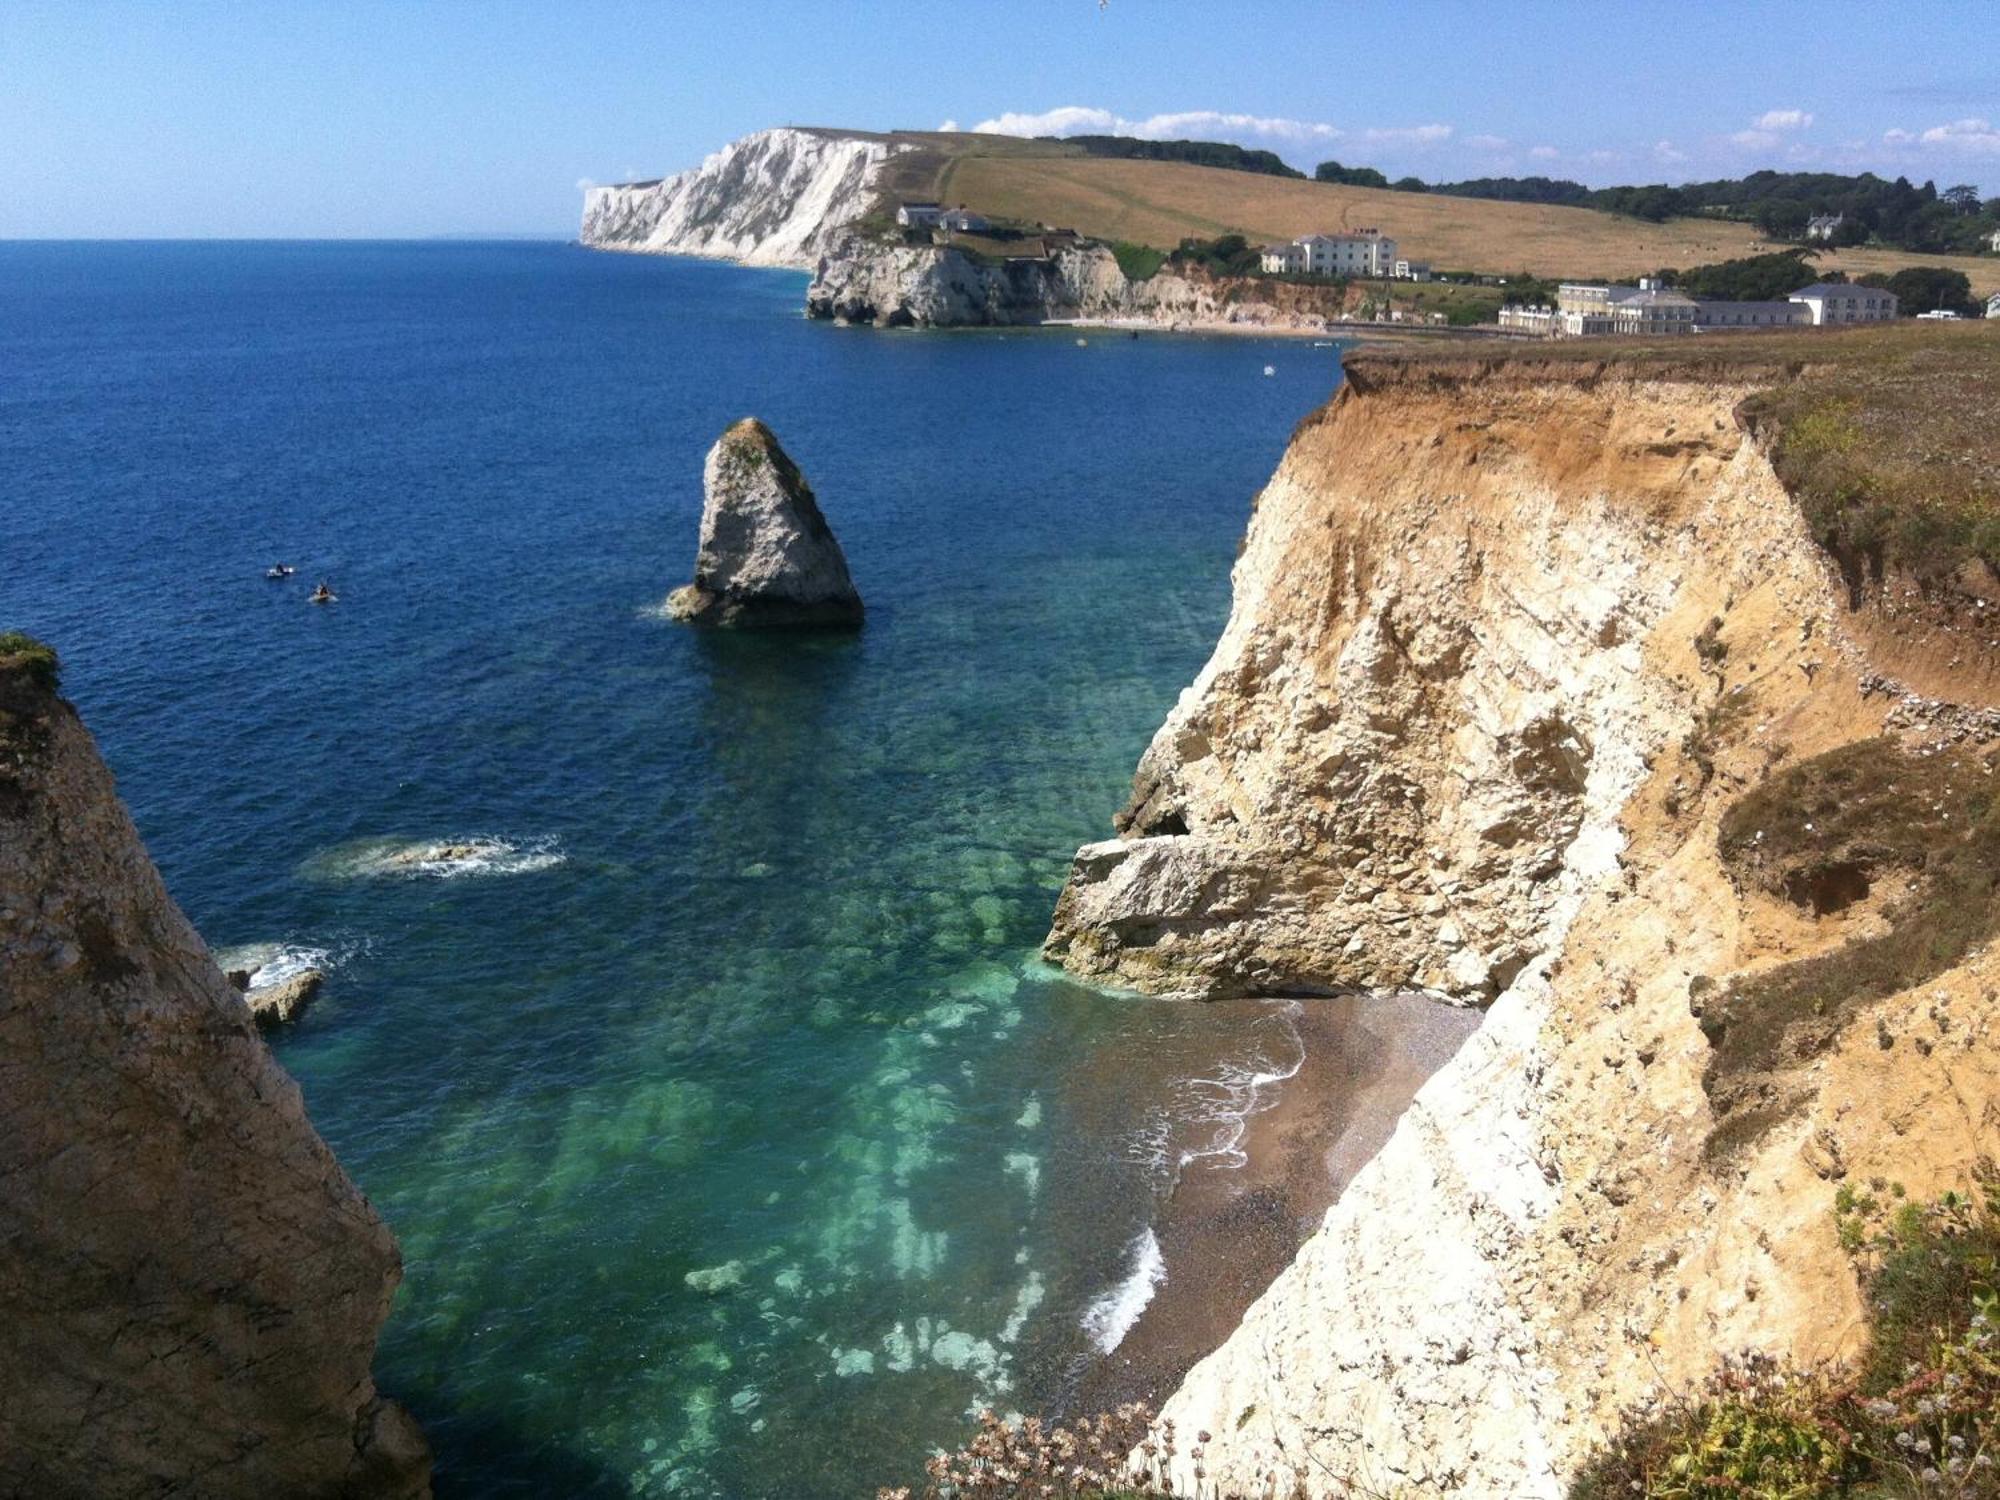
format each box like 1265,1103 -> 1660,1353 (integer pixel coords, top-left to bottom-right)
1312,161 -> 2000,254
1052,135 -> 1304,179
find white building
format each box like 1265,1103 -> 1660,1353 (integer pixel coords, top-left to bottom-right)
1988,229 -> 2000,253
938,208 -> 991,233
1788,283 -> 1898,324
1609,287 -> 1700,335
896,202 -> 943,230
1259,242 -> 1305,274
1692,299 -> 1813,330
1260,231 -> 1398,278
1987,292 -> 2000,319
1554,279 -> 1654,336
1805,214 -> 1845,242
1392,259 -> 1432,281
1497,304 -> 1559,335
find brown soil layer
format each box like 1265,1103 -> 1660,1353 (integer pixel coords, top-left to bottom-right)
1069,993 -> 1481,1414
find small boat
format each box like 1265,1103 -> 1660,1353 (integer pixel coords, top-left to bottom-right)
1263,365 -> 1276,377
309,582 -> 336,605
1075,337 -> 1088,347
265,563 -> 295,580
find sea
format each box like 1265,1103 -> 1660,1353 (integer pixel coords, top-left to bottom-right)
1,240 -> 1348,1498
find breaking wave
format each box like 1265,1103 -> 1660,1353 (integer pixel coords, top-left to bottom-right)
303,834 -> 568,882
211,938 -> 357,986
1080,1228 -> 1166,1354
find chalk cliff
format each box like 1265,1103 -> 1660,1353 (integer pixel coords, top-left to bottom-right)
807,238 -> 1341,332
0,645 -> 429,1499
580,127 -> 899,270
1047,358 -> 2000,1495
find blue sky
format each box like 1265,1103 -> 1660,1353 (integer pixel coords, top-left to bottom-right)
3,0 -> 1994,237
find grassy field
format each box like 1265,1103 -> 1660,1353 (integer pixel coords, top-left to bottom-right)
836,130 -> 2000,297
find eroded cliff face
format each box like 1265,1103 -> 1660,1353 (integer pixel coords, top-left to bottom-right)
580,127 -> 898,269
807,238 -> 1340,331
0,658 -> 429,1499
1048,363 -> 2000,1496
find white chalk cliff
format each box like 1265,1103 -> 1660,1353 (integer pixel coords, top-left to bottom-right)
580,127 -> 899,270
1048,356 -> 2000,1495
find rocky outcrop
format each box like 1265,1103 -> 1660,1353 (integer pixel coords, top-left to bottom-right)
0,646 -> 430,1499
666,419 -> 862,628
580,127 -> 900,269
245,967 -> 325,1027
1048,360 -> 2000,1496
807,237 -> 1343,332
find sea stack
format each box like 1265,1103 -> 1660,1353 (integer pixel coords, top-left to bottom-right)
0,636 -> 430,1499
665,418 -> 863,628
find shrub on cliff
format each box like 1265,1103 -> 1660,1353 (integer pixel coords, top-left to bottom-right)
1112,242 -> 1166,282
1570,1178 -> 2000,1499
876,1404 -> 1295,1499
0,632 -> 59,692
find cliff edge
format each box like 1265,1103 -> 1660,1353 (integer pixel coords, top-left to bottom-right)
0,639 -> 430,1499
1046,330 -> 2000,1495
580,127 -> 898,269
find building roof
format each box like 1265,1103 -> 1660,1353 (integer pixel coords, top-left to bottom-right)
1693,299 -> 1802,312
1791,283 -> 1893,299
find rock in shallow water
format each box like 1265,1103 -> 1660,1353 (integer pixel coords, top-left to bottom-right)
244,967 -> 324,1027
665,419 -> 862,628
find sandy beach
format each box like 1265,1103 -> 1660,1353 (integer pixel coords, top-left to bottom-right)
1065,992 -> 1483,1415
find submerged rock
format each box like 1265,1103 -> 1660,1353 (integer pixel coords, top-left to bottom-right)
0,642 -> 430,1498
665,419 -> 862,628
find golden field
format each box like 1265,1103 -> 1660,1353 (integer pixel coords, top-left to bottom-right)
851,130 -> 2000,296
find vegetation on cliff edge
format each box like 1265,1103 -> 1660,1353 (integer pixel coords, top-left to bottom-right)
0,632 -> 60,692
1699,737 -> 2000,1158
1572,1178 -> 2000,1499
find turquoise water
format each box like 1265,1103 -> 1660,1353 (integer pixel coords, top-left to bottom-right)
2,242 -> 1345,1497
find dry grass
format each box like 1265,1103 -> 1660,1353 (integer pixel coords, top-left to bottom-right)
904,147 -> 2000,296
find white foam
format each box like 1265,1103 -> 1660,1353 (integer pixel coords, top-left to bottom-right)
305,835 -> 567,882
212,938 -> 359,987
1081,1228 -> 1166,1354
1175,1004 -> 1306,1173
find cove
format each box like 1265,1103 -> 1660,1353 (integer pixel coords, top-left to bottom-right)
4,240 -> 1384,1498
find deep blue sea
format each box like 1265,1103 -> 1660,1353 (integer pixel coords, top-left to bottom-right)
1,241 -> 1345,1498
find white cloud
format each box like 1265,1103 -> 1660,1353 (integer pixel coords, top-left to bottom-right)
1653,139 -> 1689,165
1730,129 -> 1780,150
937,118 -> 960,133
1360,123 -> 1453,147
1919,116 -> 2000,152
1466,133 -> 1509,151
1754,108 -> 1814,131
967,105 -> 1343,147
1528,145 -> 1561,161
